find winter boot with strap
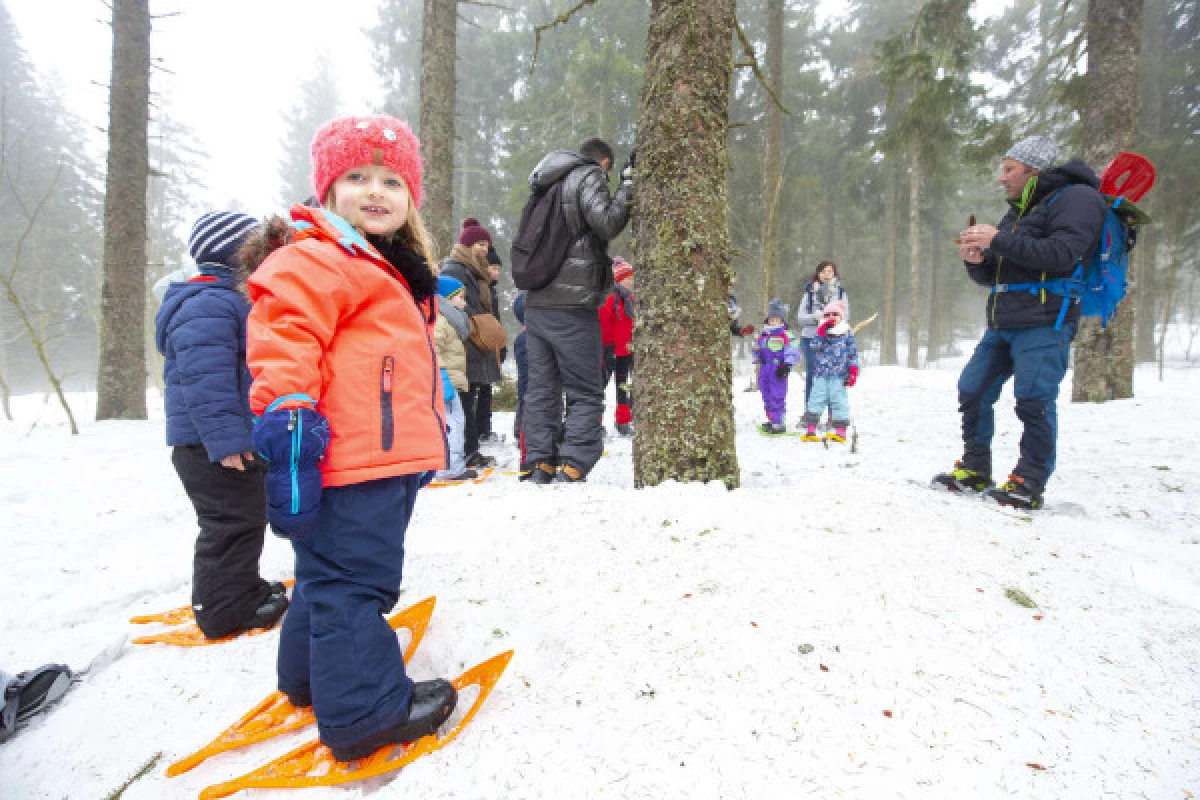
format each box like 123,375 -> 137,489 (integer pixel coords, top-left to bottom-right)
0,664 -> 74,742
982,474 -> 1044,510
931,461 -> 993,493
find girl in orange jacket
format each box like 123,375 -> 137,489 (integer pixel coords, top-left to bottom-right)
245,115 -> 456,762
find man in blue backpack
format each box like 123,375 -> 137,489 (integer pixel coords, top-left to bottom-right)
933,136 -> 1109,510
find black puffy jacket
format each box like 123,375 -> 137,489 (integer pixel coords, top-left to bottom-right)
968,158 -> 1109,329
525,150 -> 632,311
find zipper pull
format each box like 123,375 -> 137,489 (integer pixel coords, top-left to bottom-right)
288,410 -> 297,431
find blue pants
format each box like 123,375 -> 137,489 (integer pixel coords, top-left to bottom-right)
804,375 -> 850,426
800,337 -> 816,402
957,322 -> 1077,491
277,474 -> 421,750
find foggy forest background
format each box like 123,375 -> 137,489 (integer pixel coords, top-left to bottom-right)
0,0 -> 1196,404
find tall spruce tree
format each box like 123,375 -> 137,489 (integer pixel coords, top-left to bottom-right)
1072,0 -> 1144,402
278,57 -> 339,207
632,0 -> 739,488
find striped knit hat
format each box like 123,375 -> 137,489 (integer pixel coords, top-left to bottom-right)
188,212 -> 261,267
612,257 -> 633,283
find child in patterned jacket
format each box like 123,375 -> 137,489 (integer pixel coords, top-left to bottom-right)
751,299 -> 800,434
801,299 -> 859,443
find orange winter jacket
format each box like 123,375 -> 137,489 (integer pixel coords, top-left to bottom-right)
246,205 -> 447,487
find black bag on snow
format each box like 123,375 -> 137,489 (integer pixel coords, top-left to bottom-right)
510,178 -> 576,291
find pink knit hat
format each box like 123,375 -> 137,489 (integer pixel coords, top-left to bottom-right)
823,299 -> 848,318
458,217 -> 492,247
310,115 -> 423,209
612,257 -> 633,282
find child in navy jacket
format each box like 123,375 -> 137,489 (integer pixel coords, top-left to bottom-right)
155,212 -> 288,640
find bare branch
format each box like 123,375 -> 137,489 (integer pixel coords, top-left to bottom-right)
457,12 -> 482,28
531,0 -> 599,74
458,0 -> 513,9
734,17 -> 791,115
151,11 -> 182,18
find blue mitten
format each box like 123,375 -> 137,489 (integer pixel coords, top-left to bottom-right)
254,404 -> 330,539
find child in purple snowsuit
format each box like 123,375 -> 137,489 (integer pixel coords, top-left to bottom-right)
752,299 -> 800,433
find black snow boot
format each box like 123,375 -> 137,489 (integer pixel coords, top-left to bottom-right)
931,460 -> 994,493
330,679 -> 458,762
982,475 -> 1044,510
243,591 -> 289,633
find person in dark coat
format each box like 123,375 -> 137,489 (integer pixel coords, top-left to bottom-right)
440,219 -> 505,468
935,136 -> 1108,510
155,211 -> 289,640
523,138 -> 633,483
513,291 -> 529,468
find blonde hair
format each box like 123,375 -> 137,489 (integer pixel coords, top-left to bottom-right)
322,183 -> 438,265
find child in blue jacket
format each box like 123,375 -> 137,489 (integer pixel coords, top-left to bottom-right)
155,212 -> 288,640
801,299 -> 859,443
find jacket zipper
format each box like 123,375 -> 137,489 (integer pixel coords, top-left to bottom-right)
289,410 -> 301,514
381,355 -> 395,451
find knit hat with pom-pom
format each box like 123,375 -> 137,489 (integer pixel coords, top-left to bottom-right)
458,217 -> 492,247
612,257 -> 633,283
310,115 -> 423,208
823,299 -> 848,319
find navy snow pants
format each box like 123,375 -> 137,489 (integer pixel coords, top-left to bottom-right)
276,473 -> 421,751
956,321 -> 1077,492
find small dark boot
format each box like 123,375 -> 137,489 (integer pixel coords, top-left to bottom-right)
245,591 -> 289,632
527,463 -> 557,485
330,679 -> 458,762
1,664 -> 74,742
554,464 -> 586,483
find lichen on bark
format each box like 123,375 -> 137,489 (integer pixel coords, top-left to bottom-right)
631,0 -> 739,489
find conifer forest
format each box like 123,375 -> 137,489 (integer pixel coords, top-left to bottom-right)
0,0 -> 1196,482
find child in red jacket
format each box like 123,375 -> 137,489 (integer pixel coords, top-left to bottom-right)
598,257 -> 635,435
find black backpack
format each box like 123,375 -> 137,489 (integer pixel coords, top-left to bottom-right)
511,178 -> 576,291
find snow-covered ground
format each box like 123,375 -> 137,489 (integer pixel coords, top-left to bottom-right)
1,359 -> 1198,799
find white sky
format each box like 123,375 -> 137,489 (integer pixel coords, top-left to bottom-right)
9,0 -> 1014,228
8,0 -> 384,217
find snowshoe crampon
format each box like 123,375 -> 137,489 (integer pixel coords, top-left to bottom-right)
166,596 -> 437,777
130,580 -> 296,646
197,649 -> 513,799
930,464 -> 993,494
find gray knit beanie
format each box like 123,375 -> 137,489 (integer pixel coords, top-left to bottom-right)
1004,136 -> 1059,171
767,298 -> 787,320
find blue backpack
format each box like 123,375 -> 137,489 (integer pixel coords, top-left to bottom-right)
993,191 -> 1140,330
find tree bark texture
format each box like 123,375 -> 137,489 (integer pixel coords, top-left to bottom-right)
906,140 -> 921,369
632,0 -> 739,489
419,0 -> 457,254
759,0 -> 784,314
1133,0 -> 1165,362
880,162 -> 898,365
1072,0 -> 1143,402
96,0 -> 150,420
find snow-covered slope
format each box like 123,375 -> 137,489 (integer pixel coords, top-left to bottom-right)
1,362 -> 1197,799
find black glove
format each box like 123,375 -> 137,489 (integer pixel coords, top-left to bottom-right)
774,364 -> 790,379
603,346 -> 616,377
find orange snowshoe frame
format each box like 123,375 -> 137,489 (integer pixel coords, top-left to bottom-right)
130,580 -> 297,647
197,649 -> 513,799
165,596 -> 437,777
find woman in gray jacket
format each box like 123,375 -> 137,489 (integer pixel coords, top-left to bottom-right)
795,260 -> 848,403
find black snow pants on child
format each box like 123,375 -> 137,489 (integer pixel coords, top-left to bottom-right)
171,445 -> 273,639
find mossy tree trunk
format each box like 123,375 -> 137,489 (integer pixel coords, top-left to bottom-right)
419,0 -> 457,253
1072,0 -> 1143,402
759,0 -> 784,313
632,0 -> 739,489
96,0 -> 150,420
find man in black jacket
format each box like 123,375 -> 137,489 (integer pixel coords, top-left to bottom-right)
523,138 -> 633,483
933,136 -> 1108,509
